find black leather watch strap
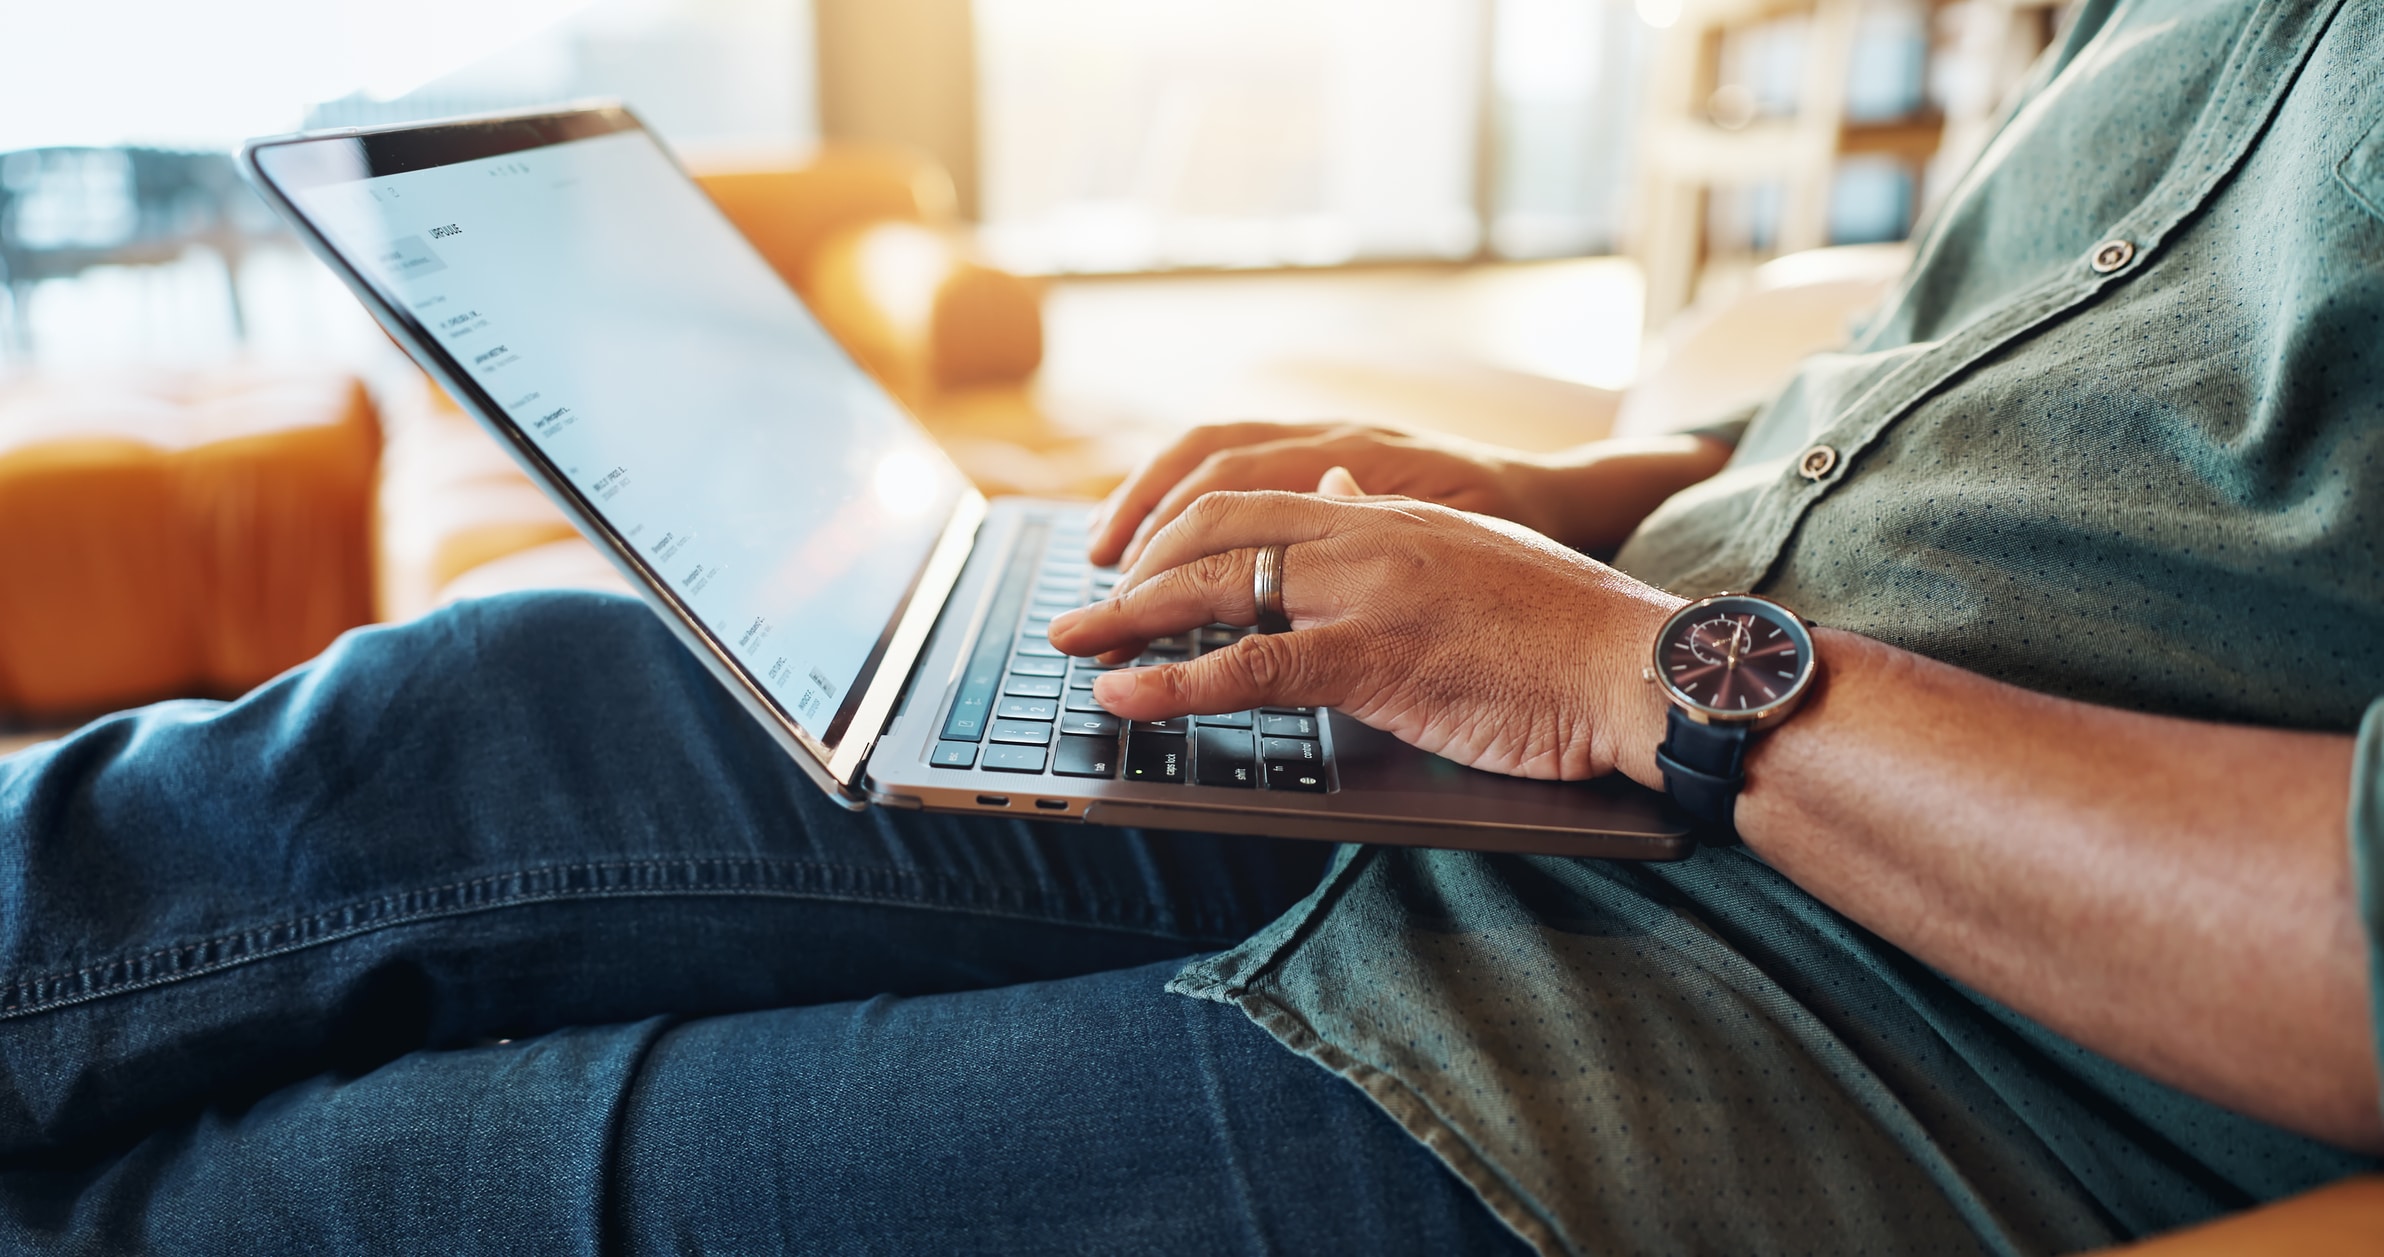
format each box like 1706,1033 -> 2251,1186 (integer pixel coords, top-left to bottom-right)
1656,707 -> 1749,844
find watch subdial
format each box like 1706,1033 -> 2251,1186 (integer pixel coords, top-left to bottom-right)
1684,616 -> 1751,667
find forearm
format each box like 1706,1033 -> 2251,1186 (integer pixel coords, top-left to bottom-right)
1631,630 -> 2380,1150
1511,435 -> 1732,552
1070,477 -> 2378,1146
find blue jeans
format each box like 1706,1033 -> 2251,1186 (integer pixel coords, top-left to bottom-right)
0,593 -> 1525,1255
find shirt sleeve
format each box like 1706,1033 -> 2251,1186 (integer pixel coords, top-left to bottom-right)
2351,697 -> 2384,1130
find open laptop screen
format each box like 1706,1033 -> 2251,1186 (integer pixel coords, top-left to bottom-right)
254,112 -> 972,748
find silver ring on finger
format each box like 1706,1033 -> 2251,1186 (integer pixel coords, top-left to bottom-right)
1253,542 -> 1292,634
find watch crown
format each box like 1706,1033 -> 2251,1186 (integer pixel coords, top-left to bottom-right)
1642,665 -> 1656,684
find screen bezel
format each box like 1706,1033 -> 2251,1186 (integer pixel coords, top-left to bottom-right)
242,103 -> 986,800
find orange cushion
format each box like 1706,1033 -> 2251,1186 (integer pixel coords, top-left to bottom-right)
694,147 -> 958,298
0,369 -> 378,721
804,221 -> 1044,404
373,381 -> 577,622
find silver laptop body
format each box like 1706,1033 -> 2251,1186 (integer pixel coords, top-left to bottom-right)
243,104 -> 1690,859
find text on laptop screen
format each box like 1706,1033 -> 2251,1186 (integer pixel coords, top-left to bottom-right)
292,129 -> 970,742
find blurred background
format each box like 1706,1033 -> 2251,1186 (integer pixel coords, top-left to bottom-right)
0,0 -> 2068,738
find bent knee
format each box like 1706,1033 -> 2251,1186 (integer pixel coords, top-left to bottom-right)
442,590 -> 681,684
309,590 -> 692,725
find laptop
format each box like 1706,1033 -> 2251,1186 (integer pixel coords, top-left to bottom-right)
242,104 -> 1691,858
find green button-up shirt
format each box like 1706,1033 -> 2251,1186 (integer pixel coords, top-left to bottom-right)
1172,0 -> 2384,1250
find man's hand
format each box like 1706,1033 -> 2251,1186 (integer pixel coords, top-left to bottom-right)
1088,422 -> 1568,568
1051,474 -> 1684,781
1086,421 -> 1735,569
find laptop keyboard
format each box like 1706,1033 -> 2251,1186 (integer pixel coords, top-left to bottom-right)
929,516 -> 1331,792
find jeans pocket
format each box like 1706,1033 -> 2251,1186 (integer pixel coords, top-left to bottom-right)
2339,114 -> 2384,223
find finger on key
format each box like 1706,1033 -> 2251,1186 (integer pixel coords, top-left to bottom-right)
1092,623 -> 1354,720
1088,422 -> 1325,566
1122,438 -> 1334,567
1050,548 -> 1262,658
1117,490 -> 1359,594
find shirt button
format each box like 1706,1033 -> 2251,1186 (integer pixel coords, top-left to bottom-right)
1797,444 -> 1839,481
2090,239 -> 2136,273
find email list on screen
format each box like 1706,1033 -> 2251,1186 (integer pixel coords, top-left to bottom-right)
295,130 -> 969,742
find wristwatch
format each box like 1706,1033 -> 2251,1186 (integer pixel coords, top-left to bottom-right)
1644,592 -> 1819,843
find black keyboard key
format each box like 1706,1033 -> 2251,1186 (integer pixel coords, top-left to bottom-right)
1193,710 -> 1253,729
1192,727 -> 1257,788
942,521 -> 1046,743
1261,736 -> 1322,764
1150,633 -> 1194,654
1010,655 -> 1067,677
1003,675 -> 1063,699
1264,757 -> 1329,792
1125,733 -> 1189,784
1133,717 -> 1187,734
1258,712 -> 1320,739
997,697 -> 1058,721
1058,710 -> 1120,737
989,719 -> 1054,745
1196,626 -> 1241,649
983,744 -> 1049,773
1066,672 -> 1097,691
1072,656 -> 1126,673
1051,734 -> 1120,778
1014,636 -> 1064,658
1261,705 -> 1316,715
930,742 -> 977,768
1063,690 -> 1112,713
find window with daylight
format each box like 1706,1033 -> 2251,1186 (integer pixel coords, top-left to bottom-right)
975,0 -> 1487,274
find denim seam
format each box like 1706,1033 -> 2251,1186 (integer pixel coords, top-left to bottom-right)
1,857 -> 1247,1020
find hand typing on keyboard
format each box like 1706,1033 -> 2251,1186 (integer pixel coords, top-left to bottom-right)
1085,420 -> 1731,572
1049,469 -> 1693,783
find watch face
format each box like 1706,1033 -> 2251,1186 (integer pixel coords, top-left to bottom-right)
1654,594 -> 1814,720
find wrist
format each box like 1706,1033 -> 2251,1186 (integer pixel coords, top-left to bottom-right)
1513,436 -> 1733,552
1492,453 -> 1585,545
1571,574 -> 1681,784
1635,593 -> 1829,841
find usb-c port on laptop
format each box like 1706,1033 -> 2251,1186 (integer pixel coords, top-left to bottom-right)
976,795 -> 1009,807
1035,799 -> 1068,811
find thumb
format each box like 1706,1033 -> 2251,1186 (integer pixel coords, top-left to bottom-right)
1317,465 -> 1365,498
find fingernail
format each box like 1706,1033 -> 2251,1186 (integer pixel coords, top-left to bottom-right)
1092,671 -> 1136,703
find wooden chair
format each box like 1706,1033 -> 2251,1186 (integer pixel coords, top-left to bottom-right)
1629,0 -> 1969,329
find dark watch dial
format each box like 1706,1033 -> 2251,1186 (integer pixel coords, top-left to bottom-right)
1653,594 -> 1815,721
